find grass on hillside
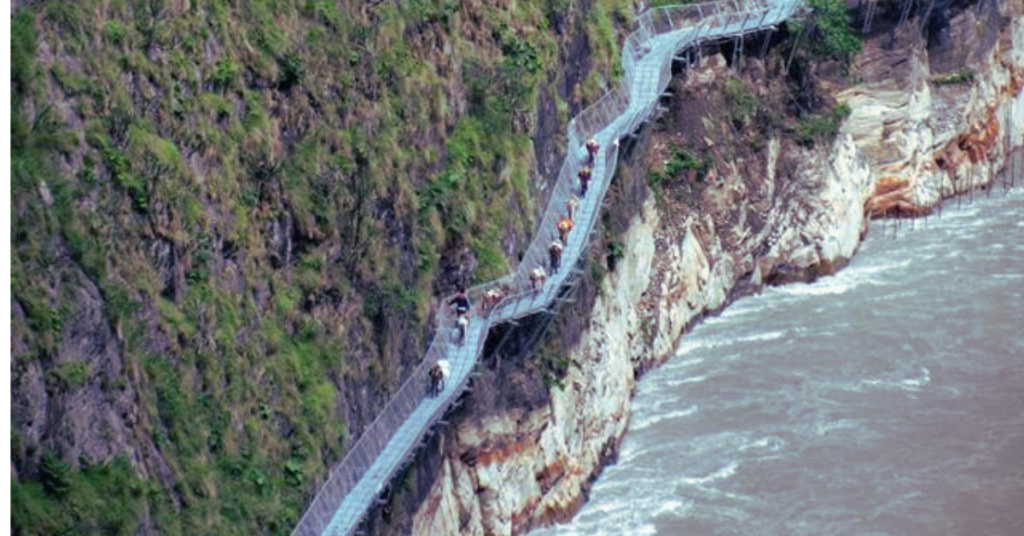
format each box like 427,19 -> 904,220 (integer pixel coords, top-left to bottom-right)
11,0 -> 641,533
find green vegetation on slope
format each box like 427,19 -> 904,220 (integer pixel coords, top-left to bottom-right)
794,102 -> 851,147
931,68 -> 976,86
790,0 -> 862,60
12,456 -> 152,536
11,0 -> 638,534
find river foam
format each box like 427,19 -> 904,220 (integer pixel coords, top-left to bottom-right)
533,187 -> 1024,536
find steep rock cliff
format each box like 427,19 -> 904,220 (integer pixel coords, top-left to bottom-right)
404,2 -> 1023,535
849,0 -> 1024,213
10,0 -> 641,533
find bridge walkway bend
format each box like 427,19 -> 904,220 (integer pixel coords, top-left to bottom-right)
293,1 -> 802,534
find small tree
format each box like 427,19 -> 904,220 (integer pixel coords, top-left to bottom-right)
39,453 -> 71,498
804,0 -> 862,60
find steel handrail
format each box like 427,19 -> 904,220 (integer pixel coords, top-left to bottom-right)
293,2 -> 801,534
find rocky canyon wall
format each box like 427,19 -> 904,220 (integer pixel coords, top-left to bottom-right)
386,3 -> 1024,535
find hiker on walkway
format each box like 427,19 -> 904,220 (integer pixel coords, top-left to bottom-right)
483,286 -> 506,310
557,215 -> 574,244
428,359 -> 450,397
549,239 -> 564,274
455,314 -> 469,346
448,288 -> 471,318
578,166 -> 592,196
586,137 -> 600,163
529,267 -> 548,291
566,196 -> 580,220
428,362 -> 444,397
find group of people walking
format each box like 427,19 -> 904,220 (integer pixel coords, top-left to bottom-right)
429,137 -> 603,398
542,137 -> 601,284
426,289 -> 468,395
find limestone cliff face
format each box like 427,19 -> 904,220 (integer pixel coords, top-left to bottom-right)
407,4 -> 1023,535
849,0 -> 1024,214
407,110 -> 874,536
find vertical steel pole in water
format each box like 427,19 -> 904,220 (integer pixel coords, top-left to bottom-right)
956,169 -> 962,210
950,167 -> 958,211
1006,106 -> 1011,193
1010,104 -> 1016,191
969,164 -> 975,204
988,158 -> 993,197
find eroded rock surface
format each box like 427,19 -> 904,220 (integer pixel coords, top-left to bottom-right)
406,3 -> 1023,535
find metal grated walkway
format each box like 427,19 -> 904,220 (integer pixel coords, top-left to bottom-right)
293,2 -> 802,535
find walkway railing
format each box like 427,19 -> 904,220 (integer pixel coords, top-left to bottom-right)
293,2 -> 802,535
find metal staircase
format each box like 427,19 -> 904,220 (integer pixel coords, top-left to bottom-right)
293,2 -> 802,534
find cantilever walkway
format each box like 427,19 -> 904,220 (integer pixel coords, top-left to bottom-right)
293,2 -> 801,535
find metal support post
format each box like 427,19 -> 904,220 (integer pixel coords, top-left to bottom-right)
760,28 -> 773,59
863,0 -> 877,33
785,22 -> 807,76
919,0 -> 937,34
898,0 -> 913,28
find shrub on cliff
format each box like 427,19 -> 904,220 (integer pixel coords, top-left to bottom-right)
793,0 -> 861,61
794,102 -> 851,147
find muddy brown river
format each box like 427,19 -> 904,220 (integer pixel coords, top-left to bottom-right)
535,180 -> 1024,535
